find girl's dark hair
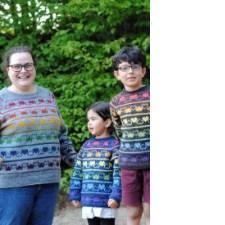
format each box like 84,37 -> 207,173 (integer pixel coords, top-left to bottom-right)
112,46 -> 146,71
1,46 -> 36,75
88,101 -> 115,135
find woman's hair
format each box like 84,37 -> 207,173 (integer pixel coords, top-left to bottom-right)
112,46 -> 146,71
1,46 -> 36,75
88,101 -> 115,135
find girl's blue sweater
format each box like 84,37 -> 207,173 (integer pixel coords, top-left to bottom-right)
69,136 -> 122,208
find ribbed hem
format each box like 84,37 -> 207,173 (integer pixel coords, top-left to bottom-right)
0,169 -> 61,188
81,203 -> 112,208
119,164 -> 150,170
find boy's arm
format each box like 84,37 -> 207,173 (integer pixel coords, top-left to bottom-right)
68,148 -> 83,202
109,145 -> 122,204
110,102 -> 122,138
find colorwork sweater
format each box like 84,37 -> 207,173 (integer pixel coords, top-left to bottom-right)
0,86 -> 76,188
110,85 -> 150,170
69,136 -> 122,208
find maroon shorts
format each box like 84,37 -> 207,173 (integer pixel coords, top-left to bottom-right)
121,169 -> 150,206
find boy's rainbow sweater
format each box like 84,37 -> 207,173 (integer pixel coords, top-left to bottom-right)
69,136 -> 122,208
110,85 -> 150,170
0,86 -> 76,188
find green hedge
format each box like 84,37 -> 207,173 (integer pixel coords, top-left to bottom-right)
0,0 -> 150,193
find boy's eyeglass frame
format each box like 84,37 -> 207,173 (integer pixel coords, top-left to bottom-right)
118,64 -> 142,72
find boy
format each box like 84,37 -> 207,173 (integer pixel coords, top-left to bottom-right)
110,46 -> 150,225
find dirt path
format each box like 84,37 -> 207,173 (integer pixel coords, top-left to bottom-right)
53,206 -> 146,225
53,194 -> 146,225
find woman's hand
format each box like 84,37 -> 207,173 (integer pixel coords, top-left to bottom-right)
71,200 -> 81,208
108,199 -> 118,209
0,157 -> 3,164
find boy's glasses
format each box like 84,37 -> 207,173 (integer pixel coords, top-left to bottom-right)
9,63 -> 35,72
119,64 -> 142,72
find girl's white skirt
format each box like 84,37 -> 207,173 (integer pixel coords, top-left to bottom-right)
82,207 -> 117,219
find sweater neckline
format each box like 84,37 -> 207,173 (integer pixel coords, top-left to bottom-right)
122,84 -> 149,94
91,136 -> 114,141
3,85 -> 40,97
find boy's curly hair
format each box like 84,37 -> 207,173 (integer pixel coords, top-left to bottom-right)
112,46 -> 146,71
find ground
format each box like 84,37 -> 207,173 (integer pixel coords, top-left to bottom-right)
53,193 -> 146,225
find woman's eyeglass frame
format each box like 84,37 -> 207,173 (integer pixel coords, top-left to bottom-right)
9,63 -> 35,72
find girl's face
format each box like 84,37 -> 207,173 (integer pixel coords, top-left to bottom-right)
87,109 -> 111,139
6,52 -> 36,94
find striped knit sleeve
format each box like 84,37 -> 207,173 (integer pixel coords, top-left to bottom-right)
110,101 -> 122,138
58,115 -> 77,167
50,91 -> 77,167
68,148 -> 83,201
109,144 -> 122,203
0,96 -> 4,161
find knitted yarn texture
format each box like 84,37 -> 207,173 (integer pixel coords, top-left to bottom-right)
110,85 -> 150,170
69,136 -> 122,208
0,86 -> 76,188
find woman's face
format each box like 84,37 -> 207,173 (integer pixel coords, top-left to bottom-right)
7,52 -> 36,93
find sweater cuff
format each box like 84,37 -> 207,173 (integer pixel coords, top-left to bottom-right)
68,189 -> 81,202
109,193 -> 122,203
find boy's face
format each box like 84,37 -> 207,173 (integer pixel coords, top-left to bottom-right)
114,61 -> 146,91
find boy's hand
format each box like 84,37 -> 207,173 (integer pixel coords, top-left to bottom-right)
0,157 -> 3,164
108,199 -> 118,209
71,200 -> 81,208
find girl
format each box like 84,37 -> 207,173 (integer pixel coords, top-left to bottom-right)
69,102 -> 122,225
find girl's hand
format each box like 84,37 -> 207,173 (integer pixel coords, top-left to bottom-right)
71,200 -> 81,208
0,157 -> 3,164
108,199 -> 118,209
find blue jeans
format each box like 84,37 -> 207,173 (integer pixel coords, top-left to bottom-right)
0,183 -> 59,225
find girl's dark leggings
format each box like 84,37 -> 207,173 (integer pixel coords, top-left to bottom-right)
87,217 -> 115,225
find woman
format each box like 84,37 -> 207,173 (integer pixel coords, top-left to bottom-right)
0,46 -> 77,225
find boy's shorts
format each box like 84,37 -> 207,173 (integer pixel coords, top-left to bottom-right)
121,168 -> 150,206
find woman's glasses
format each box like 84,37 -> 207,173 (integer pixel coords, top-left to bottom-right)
9,63 -> 35,72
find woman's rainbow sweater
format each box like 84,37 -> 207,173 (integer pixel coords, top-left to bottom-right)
69,136 -> 122,208
0,86 -> 76,188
